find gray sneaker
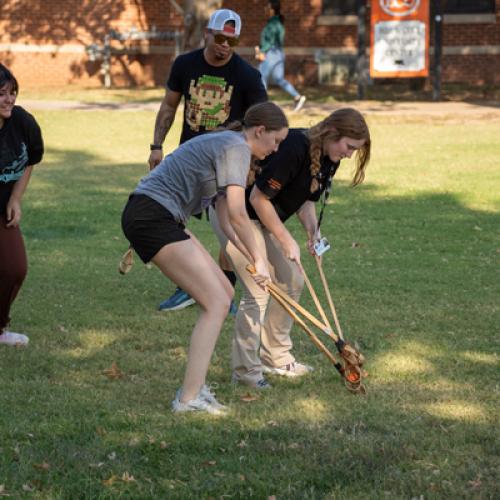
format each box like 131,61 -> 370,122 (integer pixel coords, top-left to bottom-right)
262,361 -> 313,378
200,384 -> 228,411
172,389 -> 228,415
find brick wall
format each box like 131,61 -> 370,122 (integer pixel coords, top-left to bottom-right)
0,0 -> 498,88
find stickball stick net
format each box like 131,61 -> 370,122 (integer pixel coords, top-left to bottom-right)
247,265 -> 366,394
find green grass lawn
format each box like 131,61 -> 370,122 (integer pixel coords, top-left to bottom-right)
0,101 -> 498,499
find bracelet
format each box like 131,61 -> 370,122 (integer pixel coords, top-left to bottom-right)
150,144 -> 163,151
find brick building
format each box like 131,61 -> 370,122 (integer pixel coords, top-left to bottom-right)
0,0 -> 498,89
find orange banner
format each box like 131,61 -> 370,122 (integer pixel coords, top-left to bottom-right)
370,0 -> 430,78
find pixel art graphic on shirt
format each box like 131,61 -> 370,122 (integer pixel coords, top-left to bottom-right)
186,75 -> 233,132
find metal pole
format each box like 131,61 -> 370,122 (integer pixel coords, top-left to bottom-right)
432,0 -> 443,101
357,0 -> 367,100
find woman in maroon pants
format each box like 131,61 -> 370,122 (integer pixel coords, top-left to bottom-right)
0,64 -> 44,346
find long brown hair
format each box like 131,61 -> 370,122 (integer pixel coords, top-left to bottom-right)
308,108 -> 371,190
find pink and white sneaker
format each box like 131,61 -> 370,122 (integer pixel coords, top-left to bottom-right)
0,331 -> 29,346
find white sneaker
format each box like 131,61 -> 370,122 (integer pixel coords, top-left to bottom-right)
293,95 -> 306,112
172,389 -> 228,415
200,384 -> 228,411
0,331 -> 29,346
262,361 -> 313,378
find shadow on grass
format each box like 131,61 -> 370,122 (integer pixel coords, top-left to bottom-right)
0,151 -> 498,497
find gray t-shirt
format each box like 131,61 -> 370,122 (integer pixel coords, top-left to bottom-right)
135,130 -> 251,223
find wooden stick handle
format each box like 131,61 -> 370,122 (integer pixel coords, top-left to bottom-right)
267,287 -> 341,367
315,256 -> 344,340
247,265 -> 332,335
299,262 -> 336,338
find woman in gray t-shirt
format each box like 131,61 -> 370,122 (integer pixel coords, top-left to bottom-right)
121,101 -> 288,415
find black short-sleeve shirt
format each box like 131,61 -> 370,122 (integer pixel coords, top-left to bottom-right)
245,129 -> 339,222
167,49 -> 267,144
0,106 -> 44,214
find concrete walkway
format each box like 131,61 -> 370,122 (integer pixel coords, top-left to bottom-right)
17,98 -> 500,121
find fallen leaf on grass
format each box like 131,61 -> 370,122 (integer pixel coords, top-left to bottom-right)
240,393 -> 259,403
214,472 -> 225,477
32,480 -> 43,490
32,462 -> 50,471
102,475 -> 118,486
121,472 -> 136,482
266,420 -> 278,427
468,478 -> 481,490
102,362 -> 124,380
239,474 -> 246,481
95,426 -> 107,436
201,460 -> 217,467
237,440 -> 247,448
288,443 -> 300,449
159,441 -> 169,449
22,484 -> 35,492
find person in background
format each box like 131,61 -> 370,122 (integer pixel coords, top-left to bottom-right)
123,101 -> 288,414
210,108 -> 371,388
0,63 -> 44,347
255,0 -> 306,113
149,8 -> 268,313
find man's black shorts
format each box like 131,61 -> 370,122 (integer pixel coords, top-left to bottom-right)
121,194 -> 190,263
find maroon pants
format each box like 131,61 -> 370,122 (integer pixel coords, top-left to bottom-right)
0,214 -> 28,330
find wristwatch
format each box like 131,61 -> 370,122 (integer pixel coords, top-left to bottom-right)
150,144 -> 163,151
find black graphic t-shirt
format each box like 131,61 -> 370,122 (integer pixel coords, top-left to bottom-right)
0,106 -> 44,214
246,129 -> 339,222
167,49 -> 267,144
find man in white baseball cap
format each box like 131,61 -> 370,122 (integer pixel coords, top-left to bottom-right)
148,8 -> 268,313
207,8 -> 242,36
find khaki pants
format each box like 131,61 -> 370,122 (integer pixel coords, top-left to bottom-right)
209,207 -> 304,386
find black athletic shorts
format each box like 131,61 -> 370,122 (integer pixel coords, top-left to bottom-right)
121,194 -> 190,263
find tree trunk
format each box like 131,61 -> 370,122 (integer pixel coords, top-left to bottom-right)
180,0 -> 223,51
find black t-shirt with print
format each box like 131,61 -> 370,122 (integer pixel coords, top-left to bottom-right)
245,128 -> 339,222
167,49 -> 267,144
0,106 -> 44,215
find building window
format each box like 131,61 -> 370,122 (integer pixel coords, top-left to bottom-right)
444,0 -> 494,13
322,0 -> 357,16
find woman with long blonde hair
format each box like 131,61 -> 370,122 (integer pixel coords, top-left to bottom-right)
210,107 -> 371,388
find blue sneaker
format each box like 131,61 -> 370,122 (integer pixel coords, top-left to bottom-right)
158,288 -> 196,311
228,300 -> 238,316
